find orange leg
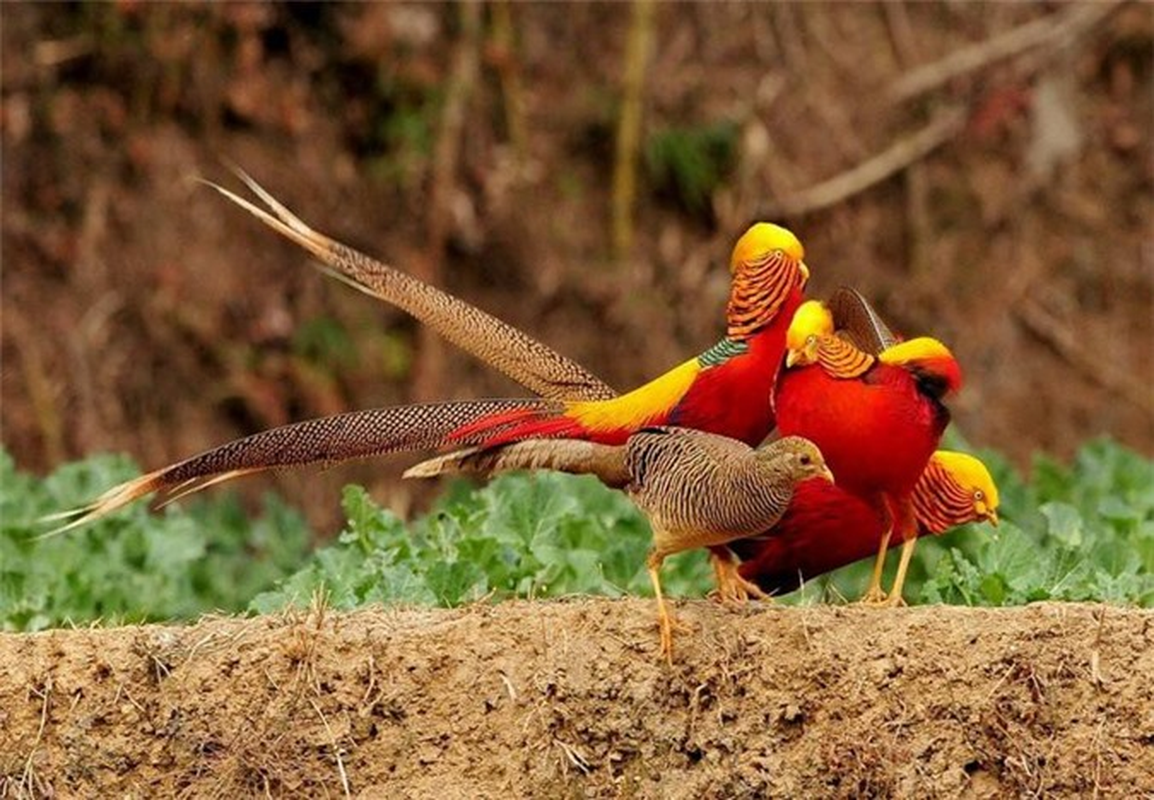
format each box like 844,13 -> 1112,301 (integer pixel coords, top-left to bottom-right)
858,526 -> 893,605
860,495 -> 916,605
885,536 -> 917,607
647,549 -> 678,664
708,547 -> 771,604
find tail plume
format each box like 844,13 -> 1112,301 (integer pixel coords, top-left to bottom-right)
203,167 -> 616,402
405,439 -> 631,488
45,399 -> 554,534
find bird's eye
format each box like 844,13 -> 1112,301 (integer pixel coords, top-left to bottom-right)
974,490 -> 984,501
806,335 -> 817,345
772,248 -> 783,258
799,454 -> 812,466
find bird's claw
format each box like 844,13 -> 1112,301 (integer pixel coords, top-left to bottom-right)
709,552 -> 771,605
657,609 -> 691,665
857,585 -> 890,606
708,577 -> 772,606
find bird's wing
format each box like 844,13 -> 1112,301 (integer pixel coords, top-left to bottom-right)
828,286 -> 898,355
205,167 -> 617,402
625,427 -> 793,542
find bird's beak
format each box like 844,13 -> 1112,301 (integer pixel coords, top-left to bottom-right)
820,465 -> 835,484
785,349 -> 802,368
798,261 -> 810,285
985,508 -> 999,527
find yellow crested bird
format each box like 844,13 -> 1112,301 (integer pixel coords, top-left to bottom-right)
774,299 -> 963,605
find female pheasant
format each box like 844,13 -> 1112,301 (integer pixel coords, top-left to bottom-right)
405,428 -> 833,662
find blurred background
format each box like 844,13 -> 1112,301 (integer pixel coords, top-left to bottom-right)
3,2 -> 1151,532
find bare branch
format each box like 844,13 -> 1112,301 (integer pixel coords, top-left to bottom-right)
890,2 -> 1122,103
1016,298 -> 1154,417
763,107 -> 966,218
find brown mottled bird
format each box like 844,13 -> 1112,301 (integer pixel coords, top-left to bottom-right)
405,428 -> 833,662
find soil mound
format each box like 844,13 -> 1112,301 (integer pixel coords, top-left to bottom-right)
2,600 -> 1151,797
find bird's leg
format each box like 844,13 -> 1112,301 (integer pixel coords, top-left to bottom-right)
884,505 -> 919,606
859,526 -> 893,605
646,548 -> 681,665
885,537 -> 917,607
708,547 -> 770,605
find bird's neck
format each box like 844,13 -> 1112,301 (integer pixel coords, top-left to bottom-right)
814,336 -> 875,379
912,462 -> 973,534
725,264 -> 803,341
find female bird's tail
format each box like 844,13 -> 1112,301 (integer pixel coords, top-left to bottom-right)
404,439 -> 631,488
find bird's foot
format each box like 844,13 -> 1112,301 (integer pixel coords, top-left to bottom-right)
881,592 -> 907,608
857,585 -> 890,606
708,550 -> 771,605
709,573 -> 771,605
656,607 -> 691,665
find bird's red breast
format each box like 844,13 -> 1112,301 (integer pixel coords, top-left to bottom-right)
774,360 -> 948,499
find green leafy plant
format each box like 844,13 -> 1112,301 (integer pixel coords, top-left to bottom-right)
255,438 -> 1152,612
0,451 -> 312,631
919,440 -> 1154,606
3,438 -> 1150,631
250,473 -> 713,613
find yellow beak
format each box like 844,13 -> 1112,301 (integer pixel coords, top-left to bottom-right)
820,465 -> 835,484
785,349 -> 802,368
798,261 -> 810,285
986,508 -> 999,527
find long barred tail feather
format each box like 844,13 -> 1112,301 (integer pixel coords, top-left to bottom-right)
43,399 -> 555,535
203,167 -> 617,402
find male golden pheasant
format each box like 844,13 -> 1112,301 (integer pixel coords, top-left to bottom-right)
208,171 -> 808,440
51,173 -> 811,532
726,450 -> 999,598
773,300 -> 963,604
405,427 -> 833,661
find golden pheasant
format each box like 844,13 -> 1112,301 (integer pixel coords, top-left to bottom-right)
52,182 -> 810,536
405,428 -> 833,661
208,171 -> 809,434
773,300 -> 963,604
726,450 -> 999,597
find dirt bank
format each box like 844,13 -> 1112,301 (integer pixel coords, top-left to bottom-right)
1,600 -> 1151,798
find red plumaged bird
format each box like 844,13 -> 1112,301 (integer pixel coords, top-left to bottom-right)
727,450 -> 1000,597
447,222 -> 809,449
772,300 -> 963,604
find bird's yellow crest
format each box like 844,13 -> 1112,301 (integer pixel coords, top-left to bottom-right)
784,300 -> 834,367
932,450 -> 1000,525
878,336 -> 963,394
877,337 -> 954,367
730,222 -> 807,282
